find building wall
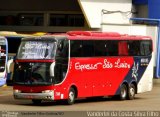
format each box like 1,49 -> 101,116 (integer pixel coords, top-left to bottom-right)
0,0 -> 81,11
0,0 -> 91,32
78,0 -> 132,28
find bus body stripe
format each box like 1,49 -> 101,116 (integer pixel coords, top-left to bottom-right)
15,59 -> 55,63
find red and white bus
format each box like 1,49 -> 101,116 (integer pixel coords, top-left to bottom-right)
13,31 -> 153,104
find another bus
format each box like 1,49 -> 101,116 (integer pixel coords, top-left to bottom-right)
0,36 -> 8,86
13,31 -> 153,104
0,31 -> 46,85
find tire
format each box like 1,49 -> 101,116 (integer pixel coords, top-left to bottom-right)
128,84 -> 136,100
120,84 -> 127,100
67,87 -> 76,105
32,99 -> 42,105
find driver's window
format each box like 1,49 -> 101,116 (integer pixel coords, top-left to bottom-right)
56,40 -> 68,58
54,39 -> 69,84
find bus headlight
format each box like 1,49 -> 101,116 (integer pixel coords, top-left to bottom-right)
42,90 -> 54,93
14,89 -> 22,93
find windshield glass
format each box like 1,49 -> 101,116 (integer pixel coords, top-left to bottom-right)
13,62 -> 53,85
17,40 -> 56,59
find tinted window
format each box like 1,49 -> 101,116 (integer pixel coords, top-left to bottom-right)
70,40 -> 83,57
71,40 -> 118,57
128,41 -> 140,56
56,40 -> 69,58
128,40 -> 152,56
70,40 -> 94,57
82,40 -> 94,57
94,40 -> 119,56
94,40 -> 108,56
7,37 -> 21,53
118,41 -> 129,56
70,40 -> 152,57
140,41 -> 152,56
107,41 -> 118,56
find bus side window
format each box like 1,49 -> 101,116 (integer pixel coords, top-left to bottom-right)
128,41 -> 140,56
140,41 -> 152,56
118,41 -> 129,56
54,40 -> 69,84
82,40 -> 94,57
56,40 -> 68,58
94,40 -> 108,57
70,40 -> 83,57
56,41 -> 64,57
107,41 -> 118,56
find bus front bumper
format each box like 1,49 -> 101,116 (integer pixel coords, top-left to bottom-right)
13,91 -> 54,100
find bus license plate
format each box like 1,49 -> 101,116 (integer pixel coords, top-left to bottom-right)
25,95 -> 34,99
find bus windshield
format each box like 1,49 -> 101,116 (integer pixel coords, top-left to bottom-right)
13,62 -> 52,85
17,40 -> 57,59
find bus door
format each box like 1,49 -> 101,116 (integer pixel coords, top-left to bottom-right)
54,39 -> 69,84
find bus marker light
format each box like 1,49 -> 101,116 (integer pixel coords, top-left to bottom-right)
14,89 -> 21,93
42,90 -> 53,93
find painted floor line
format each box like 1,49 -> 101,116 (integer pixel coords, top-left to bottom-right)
0,93 -> 12,96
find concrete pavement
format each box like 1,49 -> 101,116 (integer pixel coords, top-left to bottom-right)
0,84 -> 160,111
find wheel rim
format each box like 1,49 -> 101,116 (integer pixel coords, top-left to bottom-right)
121,87 -> 126,98
69,91 -> 75,102
130,87 -> 135,97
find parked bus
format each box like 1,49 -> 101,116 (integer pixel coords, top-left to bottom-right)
13,31 -> 153,104
0,36 -> 8,86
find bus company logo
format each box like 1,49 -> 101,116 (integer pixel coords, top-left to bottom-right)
74,59 -> 131,71
132,62 -> 139,80
55,92 -> 61,96
141,58 -> 149,65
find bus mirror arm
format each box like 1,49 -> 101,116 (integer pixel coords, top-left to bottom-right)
50,62 -> 55,77
50,76 -> 55,84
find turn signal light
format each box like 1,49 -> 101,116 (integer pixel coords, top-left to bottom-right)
14,89 -> 21,93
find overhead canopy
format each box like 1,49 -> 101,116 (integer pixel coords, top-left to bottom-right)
78,0 -> 132,28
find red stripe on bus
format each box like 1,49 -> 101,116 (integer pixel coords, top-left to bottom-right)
15,59 -> 55,63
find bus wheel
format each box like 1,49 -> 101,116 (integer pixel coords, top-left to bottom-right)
67,88 -> 76,105
120,84 -> 127,100
128,84 -> 136,100
32,99 -> 42,105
